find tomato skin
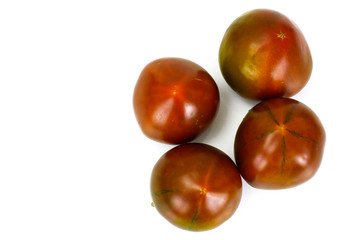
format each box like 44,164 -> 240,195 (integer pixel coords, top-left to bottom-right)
234,98 -> 325,189
133,58 -> 220,144
219,9 -> 312,100
151,143 -> 242,231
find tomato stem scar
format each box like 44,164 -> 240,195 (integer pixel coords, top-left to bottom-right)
276,31 -> 287,40
199,188 -> 207,195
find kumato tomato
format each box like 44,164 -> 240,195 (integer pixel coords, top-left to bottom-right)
234,98 -> 325,189
133,58 -> 219,144
151,143 -> 242,231
219,9 -> 312,100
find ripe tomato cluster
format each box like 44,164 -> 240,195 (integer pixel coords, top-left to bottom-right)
133,9 -> 325,231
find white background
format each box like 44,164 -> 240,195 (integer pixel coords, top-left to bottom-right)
1,0 -> 359,239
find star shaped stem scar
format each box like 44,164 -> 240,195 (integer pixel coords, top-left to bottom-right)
276,31 -> 287,40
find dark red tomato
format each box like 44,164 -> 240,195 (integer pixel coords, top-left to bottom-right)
219,9 -> 312,100
151,143 -> 242,231
234,98 -> 325,189
133,58 -> 220,144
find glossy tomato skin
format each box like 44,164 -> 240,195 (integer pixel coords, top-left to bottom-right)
133,58 -> 220,144
151,143 -> 242,231
234,98 -> 325,189
219,9 -> 312,100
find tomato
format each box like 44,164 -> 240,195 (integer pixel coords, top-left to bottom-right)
133,58 -> 220,144
219,9 -> 312,100
234,98 -> 325,189
151,143 -> 242,231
